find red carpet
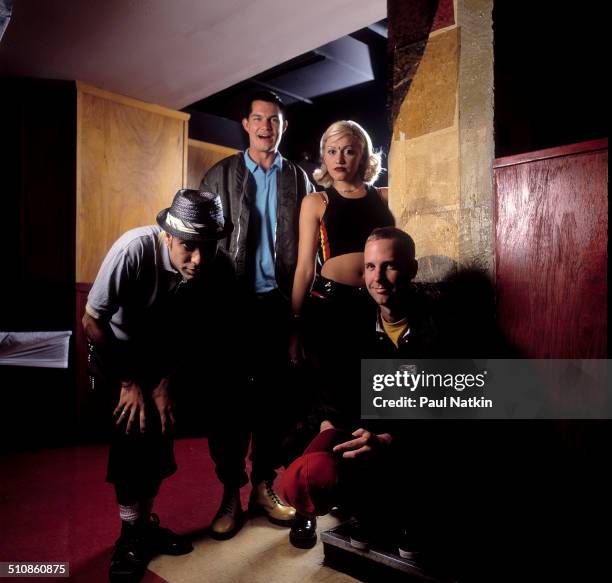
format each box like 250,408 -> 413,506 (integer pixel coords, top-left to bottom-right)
0,438 -> 260,583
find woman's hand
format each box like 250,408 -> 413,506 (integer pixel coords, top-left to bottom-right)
290,193 -> 325,356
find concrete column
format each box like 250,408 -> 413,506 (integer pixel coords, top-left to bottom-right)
388,0 -> 494,281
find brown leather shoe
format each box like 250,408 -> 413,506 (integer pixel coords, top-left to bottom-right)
211,488 -> 244,540
248,480 -> 296,526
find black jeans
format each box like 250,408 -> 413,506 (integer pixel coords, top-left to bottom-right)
303,278 -> 375,429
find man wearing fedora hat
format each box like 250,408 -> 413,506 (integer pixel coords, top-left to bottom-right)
200,90 -> 314,541
83,189 -> 234,582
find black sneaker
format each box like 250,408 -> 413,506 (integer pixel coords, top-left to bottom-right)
144,513 -> 193,556
109,522 -> 149,582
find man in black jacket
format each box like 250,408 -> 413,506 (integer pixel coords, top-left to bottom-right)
299,228 -> 435,552
285,227 -> 463,571
284,228 -> 433,548
362,227 -> 481,577
200,90 -> 314,541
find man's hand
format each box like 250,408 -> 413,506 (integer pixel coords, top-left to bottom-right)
113,381 -> 146,434
152,377 -> 175,434
332,428 -> 393,459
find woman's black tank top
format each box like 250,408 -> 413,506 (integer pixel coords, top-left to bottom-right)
319,185 -> 395,263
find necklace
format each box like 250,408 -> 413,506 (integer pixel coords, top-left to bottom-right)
337,183 -> 364,193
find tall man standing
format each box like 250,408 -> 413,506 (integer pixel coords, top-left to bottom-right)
201,90 -> 313,540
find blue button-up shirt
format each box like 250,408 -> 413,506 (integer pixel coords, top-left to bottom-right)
244,150 -> 281,293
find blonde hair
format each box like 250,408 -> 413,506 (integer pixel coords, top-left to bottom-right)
312,120 -> 382,187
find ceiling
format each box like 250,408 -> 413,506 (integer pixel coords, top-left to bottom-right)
189,23 -> 387,114
0,0 -> 385,110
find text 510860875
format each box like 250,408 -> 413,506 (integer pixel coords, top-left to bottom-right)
0,562 -> 69,577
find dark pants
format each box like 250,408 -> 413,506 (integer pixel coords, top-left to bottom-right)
207,289 -> 301,487
89,343 -> 176,505
303,277 -> 375,429
107,396 -> 176,505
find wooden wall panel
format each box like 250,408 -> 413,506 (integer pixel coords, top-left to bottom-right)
76,83 -> 189,283
495,140 -> 608,357
187,139 -> 238,190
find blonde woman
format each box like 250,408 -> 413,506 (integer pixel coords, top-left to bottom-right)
289,120 -> 394,365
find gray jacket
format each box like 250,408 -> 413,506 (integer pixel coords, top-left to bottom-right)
201,152 -> 313,297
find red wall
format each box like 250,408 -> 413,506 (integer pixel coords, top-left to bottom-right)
495,139 -> 608,358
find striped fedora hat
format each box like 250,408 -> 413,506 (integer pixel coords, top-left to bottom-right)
156,189 -> 233,241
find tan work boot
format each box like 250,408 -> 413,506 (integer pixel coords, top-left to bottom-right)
210,488 -> 244,540
248,480 -> 296,526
